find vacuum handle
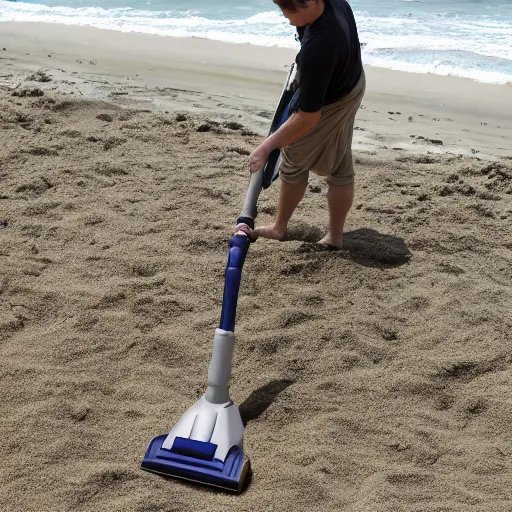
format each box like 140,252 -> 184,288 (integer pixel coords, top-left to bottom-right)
239,167 -> 264,222
238,64 -> 296,222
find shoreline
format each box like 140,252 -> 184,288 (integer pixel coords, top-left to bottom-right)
2,21 -> 512,87
1,14 -> 511,86
1,22 -> 511,160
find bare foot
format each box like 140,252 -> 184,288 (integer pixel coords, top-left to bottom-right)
253,224 -> 287,241
317,234 -> 343,250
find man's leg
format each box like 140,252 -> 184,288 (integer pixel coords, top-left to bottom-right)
253,178 -> 308,240
318,182 -> 354,249
316,71 -> 364,249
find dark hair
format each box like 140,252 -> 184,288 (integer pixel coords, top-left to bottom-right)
273,0 -> 315,12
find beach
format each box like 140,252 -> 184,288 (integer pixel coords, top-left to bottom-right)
1,21 -> 512,512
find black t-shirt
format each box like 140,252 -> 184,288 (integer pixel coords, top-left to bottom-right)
295,0 -> 362,112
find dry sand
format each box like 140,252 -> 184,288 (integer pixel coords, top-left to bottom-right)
1,22 -> 512,512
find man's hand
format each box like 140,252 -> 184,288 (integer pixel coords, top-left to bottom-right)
248,109 -> 321,173
249,143 -> 272,173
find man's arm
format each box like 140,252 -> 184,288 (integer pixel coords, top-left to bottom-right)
265,109 -> 320,150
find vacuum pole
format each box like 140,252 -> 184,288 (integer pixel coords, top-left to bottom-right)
203,65 -> 296,408
238,167 -> 264,226
205,166 -> 264,404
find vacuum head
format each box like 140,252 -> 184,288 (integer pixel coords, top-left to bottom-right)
141,396 -> 251,493
141,434 -> 250,493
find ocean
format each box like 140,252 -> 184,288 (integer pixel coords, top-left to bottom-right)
1,0 -> 511,84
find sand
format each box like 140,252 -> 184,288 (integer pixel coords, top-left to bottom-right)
1,22 -> 512,512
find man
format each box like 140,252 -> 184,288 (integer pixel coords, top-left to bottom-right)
247,0 -> 364,249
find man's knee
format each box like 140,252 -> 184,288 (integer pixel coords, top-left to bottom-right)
326,176 -> 354,187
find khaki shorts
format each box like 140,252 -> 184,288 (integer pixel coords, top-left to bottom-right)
279,70 -> 366,187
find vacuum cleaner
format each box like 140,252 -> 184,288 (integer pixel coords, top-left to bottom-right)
141,64 -> 298,493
